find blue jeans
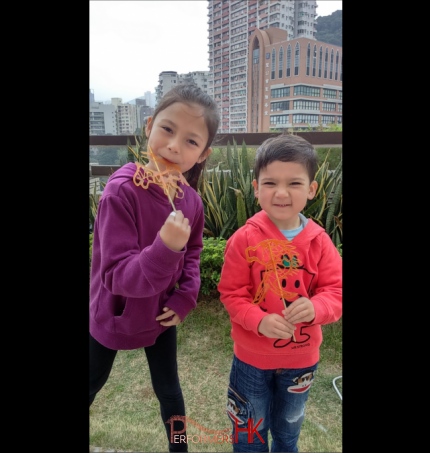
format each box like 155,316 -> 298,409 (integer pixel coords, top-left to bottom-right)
226,355 -> 318,452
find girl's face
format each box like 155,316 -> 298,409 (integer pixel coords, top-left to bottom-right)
252,161 -> 318,230
145,102 -> 212,174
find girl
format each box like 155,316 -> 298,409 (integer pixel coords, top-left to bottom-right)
89,83 -> 220,452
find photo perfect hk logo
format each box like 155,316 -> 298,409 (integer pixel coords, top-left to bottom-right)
167,415 -> 264,445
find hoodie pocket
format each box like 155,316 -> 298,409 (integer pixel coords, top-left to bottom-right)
113,296 -> 162,336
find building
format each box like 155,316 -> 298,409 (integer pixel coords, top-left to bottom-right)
89,97 -> 139,136
247,30 -> 342,132
89,102 -> 118,135
144,91 -> 156,108
207,0 -> 322,133
135,98 -> 154,129
155,70 -> 210,106
116,103 -> 138,135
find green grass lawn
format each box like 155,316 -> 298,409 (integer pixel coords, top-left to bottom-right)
90,297 -> 342,452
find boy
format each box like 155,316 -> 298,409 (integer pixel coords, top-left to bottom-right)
218,134 -> 342,452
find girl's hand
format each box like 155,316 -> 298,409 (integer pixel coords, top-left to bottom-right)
159,210 -> 191,251
156,307 -> 181,326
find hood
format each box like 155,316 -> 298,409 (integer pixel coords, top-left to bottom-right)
245,210 -> 325,244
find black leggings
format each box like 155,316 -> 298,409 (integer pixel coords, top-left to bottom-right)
89,327 -> 187,452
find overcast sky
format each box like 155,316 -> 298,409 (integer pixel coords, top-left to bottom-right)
90,1 -> 342,103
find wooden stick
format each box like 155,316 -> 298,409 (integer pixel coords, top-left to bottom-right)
268,241 -> 296,342
148,145 -> 176,212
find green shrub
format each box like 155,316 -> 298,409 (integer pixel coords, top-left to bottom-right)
199,237 -> 226,296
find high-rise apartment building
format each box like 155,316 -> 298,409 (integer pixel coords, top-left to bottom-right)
207,0 -> 320,133
155,70 -> 210,106
116,103 -> 138,135
89,102 -> 118,135
90,96 -> 139,135
144,91 -> 156,108
135,98 -> 155,129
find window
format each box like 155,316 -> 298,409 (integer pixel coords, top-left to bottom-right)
335,51 -> 339,81
271,87 -> 290,98
294,85 -> 320,97
270,114 -> 289,124
271,49 -> 276,79
286,44 -> 291,77
294,42 -> 300,76
292,114 -> 319,124
306,43 -> 311,76
253,39 -> 260,64
312,45 -> 317,77
322,88 -> 337,99
330,49 -> 334,80
278,47 -> 283,78
324,48 -> 328,78
270,100 -> 289,111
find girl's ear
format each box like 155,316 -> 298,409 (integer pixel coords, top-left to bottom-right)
197,147 -> 213,163
145,117 -> 153,137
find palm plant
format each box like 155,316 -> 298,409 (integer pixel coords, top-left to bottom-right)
89,183 -> 102,233
127,126 -> 148,165
200,142 -> 342,247
303,152 -> 342,247
199,140 -> 261,239
90,137 -> 342,248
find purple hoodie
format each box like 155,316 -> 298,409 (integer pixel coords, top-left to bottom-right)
90,162 -> 204,350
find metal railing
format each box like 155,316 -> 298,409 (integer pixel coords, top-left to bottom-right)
89,131 -> 342,177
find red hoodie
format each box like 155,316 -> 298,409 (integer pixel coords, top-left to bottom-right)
218,210 -> 342,369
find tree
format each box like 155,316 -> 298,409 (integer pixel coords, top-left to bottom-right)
315,10 -> 342,46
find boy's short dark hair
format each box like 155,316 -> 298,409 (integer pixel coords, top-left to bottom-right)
253,134 -> 319,182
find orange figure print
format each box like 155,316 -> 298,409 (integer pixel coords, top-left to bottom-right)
133,146 -> 189,205
245,239 -> 301,306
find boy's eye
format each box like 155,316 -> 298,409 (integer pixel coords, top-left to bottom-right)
188,139 -> 198,147
263,181 -> 275,186
162,126 -> 173,133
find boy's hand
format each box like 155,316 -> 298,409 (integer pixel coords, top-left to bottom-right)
283,297 -> 315,324
258,313 -> 296,339
159,210 -> 191,251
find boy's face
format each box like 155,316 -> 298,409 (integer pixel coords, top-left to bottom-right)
252,161 -> 318,230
